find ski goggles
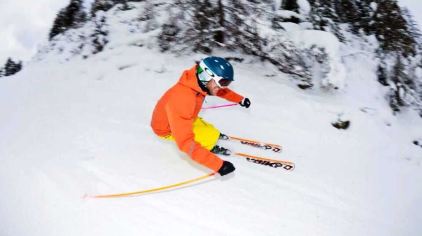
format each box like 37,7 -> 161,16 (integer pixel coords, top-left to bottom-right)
199,65 -> 232,87
214,77 -> 232,87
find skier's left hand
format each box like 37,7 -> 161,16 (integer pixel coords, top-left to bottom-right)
239,97 -> 251,108
218,161 -> 235,176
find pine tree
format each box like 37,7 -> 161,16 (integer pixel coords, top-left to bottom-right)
91,15 -> 109,54
2,58 -> 23,77
91,0 -> 138,17
354,0 -> 373,34
273,0 -> 301,24
158,23 -> 180,52
214,0 -> 225,44
91,0 -> 115,17
281,0 -> 300,13
223,0 -> 263,54
157,0 -> 187,52
384,54 -> 422,114
377,65 -> 389,86
308,0 -> 345,41
190,0 -> 218,53
49,0 -> 86,40
158,0 -> 220,53
390,55 -> 407,111
334,0 -> 360,33
144,2 -> 160,32
372,0 -> 416,56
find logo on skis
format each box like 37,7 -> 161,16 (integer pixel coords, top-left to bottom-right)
246,157 -> 294,171
240,141 -> 281,153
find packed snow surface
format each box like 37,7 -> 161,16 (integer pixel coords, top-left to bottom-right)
0,43 -> 421,236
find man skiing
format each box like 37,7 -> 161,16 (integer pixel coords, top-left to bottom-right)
151,56 -> 251,176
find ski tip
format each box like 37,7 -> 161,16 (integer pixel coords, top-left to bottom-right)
284,165 -> 295,171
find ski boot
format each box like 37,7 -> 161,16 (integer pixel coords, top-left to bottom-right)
211,145 -> 231,156
219,133 -> 229,140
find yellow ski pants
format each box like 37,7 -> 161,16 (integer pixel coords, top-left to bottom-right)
161,117 -> 220,150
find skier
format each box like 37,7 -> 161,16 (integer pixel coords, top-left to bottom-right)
151,56 -> 251,176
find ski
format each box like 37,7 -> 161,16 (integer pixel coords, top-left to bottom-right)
215,135 -> 292,171
220,134 -> 282,153
233,152 -> 294,171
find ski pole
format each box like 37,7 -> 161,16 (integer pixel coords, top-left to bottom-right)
202,103 -> 238,110
86,172 -> 216,199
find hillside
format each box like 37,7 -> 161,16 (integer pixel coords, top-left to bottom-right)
1,1 -> 422,235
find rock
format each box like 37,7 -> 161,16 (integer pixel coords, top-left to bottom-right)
332,120 -> 350,130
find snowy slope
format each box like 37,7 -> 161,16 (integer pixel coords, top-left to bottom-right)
1,3 -> 422,236
1,43 -> 421,236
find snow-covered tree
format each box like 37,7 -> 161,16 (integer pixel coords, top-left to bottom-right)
158,0 -> 215,53
389,55 -> 408,112
91,0 -> 147,17
91,14 -> 109,54
379,53 -> 422,115
371,0 -> 416,57
42,0 -> 422,116
189,0 -> 220,53
49,0 -> 86,40
91,0 -> 114,17
308,0 -> 345,41
354,0 -> 374,34
138,1 -> 159,33
306,0 -> 421,114
362,0 -> 421,115
158,23 -> 181,52
334,0 -> 360,33
90,0 -> 131,17
157,0 -> 311,79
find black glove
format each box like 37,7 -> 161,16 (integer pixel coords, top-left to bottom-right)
239,98 -> 251,108
218,161 -> 235,176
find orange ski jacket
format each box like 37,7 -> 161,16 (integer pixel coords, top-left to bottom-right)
151,65 -> 244,172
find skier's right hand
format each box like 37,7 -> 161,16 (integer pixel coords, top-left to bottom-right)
239,97 -> 251,108
218,161 -> 235,176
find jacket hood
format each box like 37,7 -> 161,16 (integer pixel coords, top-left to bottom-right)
178,65 -> 208,96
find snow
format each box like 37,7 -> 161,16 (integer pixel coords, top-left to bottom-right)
281,24 -> 347,89
297,0 -> 311,15
1,43 -> 421,235
399,0 -> 422,28
276,10 -> 303,20
1,2 -> 422,236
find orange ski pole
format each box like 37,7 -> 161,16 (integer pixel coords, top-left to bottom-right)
87,172 -> 216,199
